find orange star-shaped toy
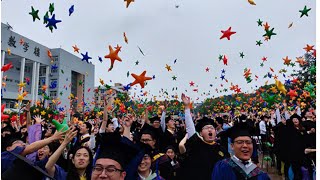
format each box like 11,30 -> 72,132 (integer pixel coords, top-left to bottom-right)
72,45 -> 80,53
165,64 -> 172,71
303,44 -> 314,52
130,71 -> 152,88
47,50 -> 53,60
295,57 -> 306,66
263,22 -> 270,31
283,56 -> 291,65
104,45 -> 122,71
125,0 -> 134,8
42,85 -> 47,91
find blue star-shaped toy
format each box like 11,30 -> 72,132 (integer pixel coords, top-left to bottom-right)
98,56 -> 103,63
123,84 -> 131,91
220,75 -> 225,80
267,72 -> 272,78
51,64 -> 58,70
174,59 -> 177,64
285,79 -> 291,85
152,75 -> 156,79
69,5 -> 74,16
81,52 -> 92,63
221,69 -> 225,74
283,74 -> 286,78
210,84 -> 213,87
44,14 -> 62,29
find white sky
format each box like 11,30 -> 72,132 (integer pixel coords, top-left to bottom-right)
1,0 -> 316,103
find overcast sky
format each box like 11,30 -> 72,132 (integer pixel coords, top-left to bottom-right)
1,0 -> 316,102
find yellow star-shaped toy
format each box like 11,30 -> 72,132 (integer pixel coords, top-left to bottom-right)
17,82 -> 26,88
275,80 -> 287,94
7,48 -> 11,55
17,94 -> 24,102
269,86 -> 278,93
114,98 -> 121,106
41,110 -> 46,116
165,64 -> 172,71
2,82 -> 6,88
14,103 -> 19,108
99,78 -> 104,85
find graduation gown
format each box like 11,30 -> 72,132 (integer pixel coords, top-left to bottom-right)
178,133 -> 229,180
212,156 -> 270,180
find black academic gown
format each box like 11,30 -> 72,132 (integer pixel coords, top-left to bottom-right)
177,133 -> 229,180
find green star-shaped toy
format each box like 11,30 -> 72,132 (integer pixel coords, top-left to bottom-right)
127,71 -> 130,77
43,11 -> 53,32
260,63 -> 264,67
60,91 -> 63,96
304,83 -> 315,93
79,80 -> 83,86
310,65 -> 316,75
29,6 -> 40,22
240,52 -> 245,58
256,40 -> 263,46
135,60 -> 139,65
52,118 -> 69,132
290,62 -> 295,67
299,5 -> 311,18
49,3 -> 55,15
172,75 -> 177,80
61,69 -> 64,74
263,28 -> 277,39
257,19 -> 263,26
218,54 -> 223,61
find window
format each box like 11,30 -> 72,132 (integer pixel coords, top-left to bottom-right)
50,91 -> 57,97
24,66 -> 31,73
14,80 -> 19,83
53,56 -> 59,62
16,67 -> 20,71
51,69 -> 58,73
39,66 -> 46,76
6,79 -> 13,82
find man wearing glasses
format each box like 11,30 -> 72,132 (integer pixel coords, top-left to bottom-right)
211,126 -> 270,180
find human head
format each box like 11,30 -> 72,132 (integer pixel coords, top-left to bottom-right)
165,116 -> 175,130
137,154 -> 152,175
140,130 -> 156,149
80,122 -> 92,135
195,117 -> 216,143
230,127 -> 253,161
106,121 -> 115,133
215,117 -> 224,130
165,146 -> 176,160
91,158 -> 126,180
37,141 -> 59,160
290,114 -> 301,126
5,137 -> 26,151
149,116 -> 161,129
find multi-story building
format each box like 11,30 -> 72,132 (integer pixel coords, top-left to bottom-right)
1,23 -> 95,117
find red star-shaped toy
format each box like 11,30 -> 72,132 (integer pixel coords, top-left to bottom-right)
262,56 -> 267,62
205,67 -> 210,72
1,104 -> 9,120
220,27 -> 236,40
223,55 -> 228,65
189,81 -> 195,86
130,71 -> 152,88
303,44 -> 314,52
287,89 -> 298,99
104,45 -> 122,71
263,22 -> 270,31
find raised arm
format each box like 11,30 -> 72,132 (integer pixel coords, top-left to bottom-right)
45,127 -> 77,177
179,133 -> 188,154
160,101 -> 167,133
25,103 -> 32,128
182,93 -> 196,139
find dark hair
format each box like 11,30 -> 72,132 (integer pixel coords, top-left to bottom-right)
66,146 -> 93,180
141,130 -> 156,141
84,122 -> 92,135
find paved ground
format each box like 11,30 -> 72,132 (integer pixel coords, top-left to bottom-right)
259,154 -> 284,180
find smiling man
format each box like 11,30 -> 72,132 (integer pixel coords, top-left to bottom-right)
211,126 -> 270,180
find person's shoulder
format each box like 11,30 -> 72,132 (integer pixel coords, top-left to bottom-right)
257,171 -> 271,180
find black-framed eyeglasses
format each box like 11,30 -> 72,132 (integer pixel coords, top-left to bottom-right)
234,140 -> 253,145
140,139 -> 153,143
93,165 -> 124,175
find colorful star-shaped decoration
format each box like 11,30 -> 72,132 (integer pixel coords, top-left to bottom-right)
49,3 -> 55,15
41,110 -> 46,116
303,44 -> 314,52
135,60 -> 139,65
256,40 -> 263,46
72,45 -> 80,53
205,67 -> 210,72
79,80 -> 83,86
220,27 -> 236,40
104,45 -> 122,71
223,55 -> 228,65
81,52 -> 92,63
130,71 -> 152,88
189,81 -> 195,86
44,14 -> 62,29
165,64 -> 172,71
218,54 -> 223,61
239,52 -> 245,58
29,6 -> 40,22
172,75 -> 177,80
263,28 -> 276,40
257,19 -> 263,26
295,57 -> 306,66
17,94 -> 24,102
283,56 -> 291,66
287,89 -> 298,99
125,0 -> 134,8
261,56 -> 267,62
17,82 -> 26,88
263,22 -> 270,31
299,5 -> 311,18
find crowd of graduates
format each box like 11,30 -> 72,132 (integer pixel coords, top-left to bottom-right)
1,92 -> 316,180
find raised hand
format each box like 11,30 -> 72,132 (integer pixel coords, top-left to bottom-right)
181,93 -> 190,107
62,126 -> 78,145
33,115 -> 44,124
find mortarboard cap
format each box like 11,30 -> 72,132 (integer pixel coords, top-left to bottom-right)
228,125 -> 252,143
96,132 -> 139,170
195,117 -> 216,132
2,151 -> 55,180
149,116 -> 160,123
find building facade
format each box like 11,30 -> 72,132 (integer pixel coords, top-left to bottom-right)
1,23 -> 95,116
